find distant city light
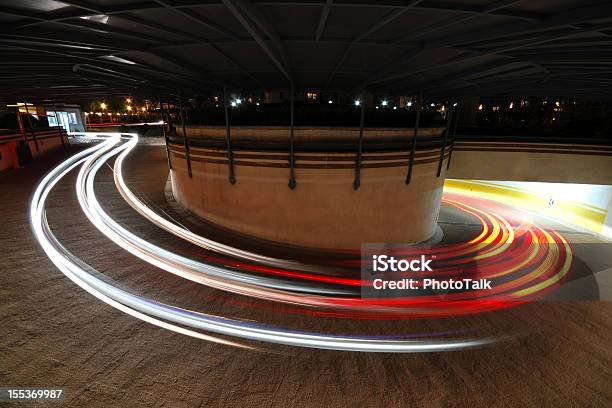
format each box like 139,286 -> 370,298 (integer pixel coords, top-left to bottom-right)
235,98 -> 242,105
407,101 -> 413,107
230,101 -> 237,107
256,102 -> 260,106
126,106 -> 132,111
393,106 -> 397,110
381,100 -> 388,106
126,98 -> 132,104
453,102 -> 458,107
141,107 -> 146,112
555,101 -> 560,107
509,102 -> 514,109
354,100 -> 360,106
328,100 -> 333,104
478,104 -> 483,110
430,103 -> 435,107
100,102 -> 107,110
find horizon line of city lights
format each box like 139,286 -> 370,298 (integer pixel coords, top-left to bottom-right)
10,96 -> 582,121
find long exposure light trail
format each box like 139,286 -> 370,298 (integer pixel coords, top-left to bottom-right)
29,137 -> 251,350
30,132 -> 495,352
77,133 -> 506,314
52,130 -> 573,320
103,133 -> 573,317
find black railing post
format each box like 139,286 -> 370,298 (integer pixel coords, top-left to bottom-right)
178,90 -> 192,178
437,100 -> 453,178
24,102 -> 39,152
160,96 -> 172,170
54,112 -> 64,147
288,83 -> 296,189
406,95 -> 421,184
446,100 -> 461,170
223,86 -> 236,184
353,92 -> 366,190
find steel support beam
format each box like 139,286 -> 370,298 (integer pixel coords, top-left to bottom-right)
222,0 -> 292,82
315,0 -> 333,41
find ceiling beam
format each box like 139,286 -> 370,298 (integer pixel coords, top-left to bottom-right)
392,0 -> 523,43
222,0 -> 293,82
152,0 -> 240,40
315,0 -> 333,41
430,2 -> 612,49
370,21 -> 612,88
324,1 -> 423,89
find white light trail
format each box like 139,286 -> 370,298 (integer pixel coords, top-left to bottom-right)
29,132 -> 495,352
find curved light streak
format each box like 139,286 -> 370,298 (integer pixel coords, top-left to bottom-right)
30,132 -> 495,352
68,131 -> 574,317
113,135 -> 320,273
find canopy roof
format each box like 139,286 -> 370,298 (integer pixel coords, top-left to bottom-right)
1,0 -> 612,102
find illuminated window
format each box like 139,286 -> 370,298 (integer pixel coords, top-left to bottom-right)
47,111 -> 58,126
306,92 -> 318,101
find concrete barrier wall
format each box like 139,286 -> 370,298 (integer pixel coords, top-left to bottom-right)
448,141 -> 612,184
0,128 -> 67,171
26,133 -> 66,158
0,143 -> 15,172
176,125 -> 445,143
168,128 -> 612,247
170,143 -> 449,249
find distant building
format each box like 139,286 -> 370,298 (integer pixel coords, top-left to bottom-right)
43,103 -> 86,133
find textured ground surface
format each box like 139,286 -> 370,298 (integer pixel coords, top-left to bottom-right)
1,143 -> 611,407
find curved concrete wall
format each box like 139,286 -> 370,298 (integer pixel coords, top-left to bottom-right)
169,139 -> 449,250
175,125 -> 444,143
